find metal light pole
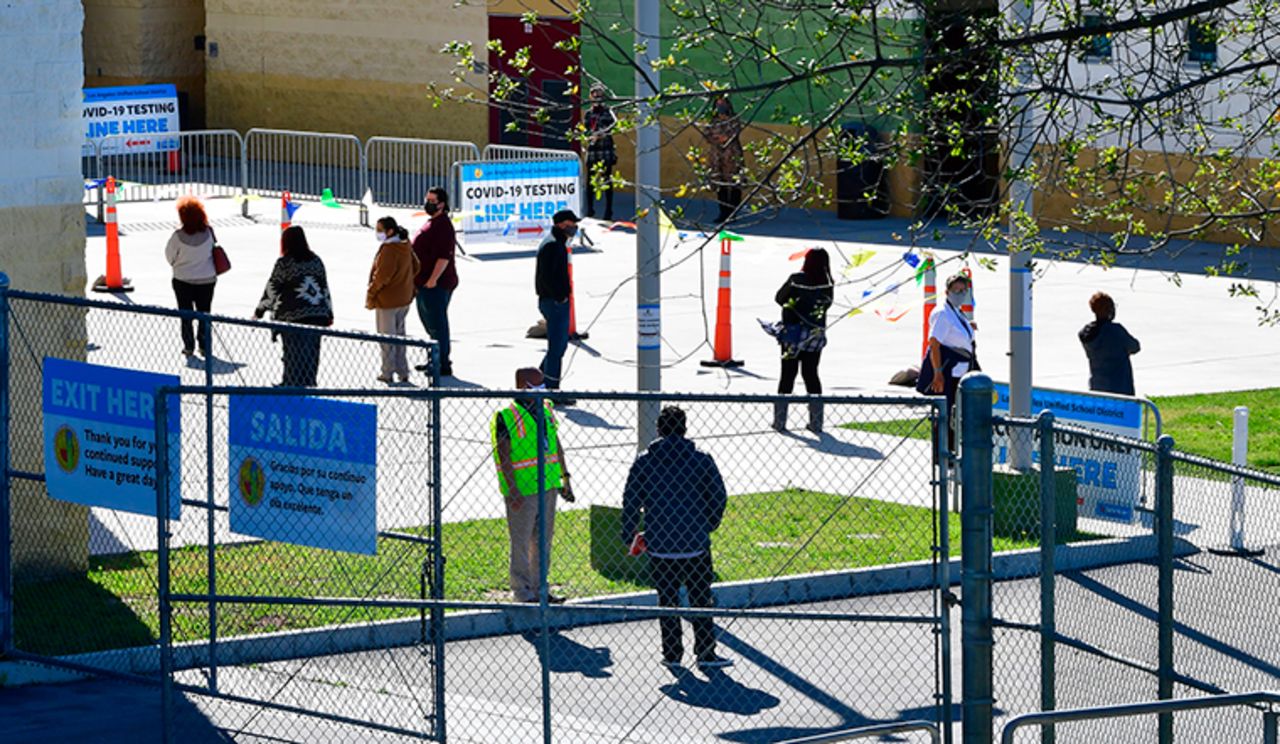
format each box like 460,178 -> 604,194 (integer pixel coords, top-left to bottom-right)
1008,0 -> 1035,470
635,0 -> 661,448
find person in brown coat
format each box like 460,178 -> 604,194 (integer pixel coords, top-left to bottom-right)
705,95 -> 745,224
366,216 -> 420,384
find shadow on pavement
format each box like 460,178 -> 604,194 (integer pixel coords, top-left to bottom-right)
522,630 -> 614,679
659,666 -> 781,715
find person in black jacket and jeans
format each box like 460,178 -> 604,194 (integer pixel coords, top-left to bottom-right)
536,210 -> 578,393
1079,291 -> 1141,396
768,248 -> 834,433
254,226 -> 334,387
621,406 -> 733,671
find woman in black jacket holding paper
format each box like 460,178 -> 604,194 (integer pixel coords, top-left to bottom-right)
768,248 -> 834,433
254,226 -> 334,387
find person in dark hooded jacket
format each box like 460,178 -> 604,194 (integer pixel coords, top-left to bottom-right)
1079,291 -> 1140,396
621,406 -> 733,670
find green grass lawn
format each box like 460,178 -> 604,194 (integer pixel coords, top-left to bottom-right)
16,489 -> 1046,657
1152,388 -> 1280,473
843,388 -> 1280,473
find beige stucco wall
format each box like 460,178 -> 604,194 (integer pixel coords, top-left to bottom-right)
1,2 -> 91,580
204,1 -> 488,144
83,0 -> 207,126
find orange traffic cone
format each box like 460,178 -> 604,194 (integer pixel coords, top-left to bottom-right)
92,177 -> 133,293
701,232 -> 743,368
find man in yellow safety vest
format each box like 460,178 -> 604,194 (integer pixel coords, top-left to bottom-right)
491,367 -> 575,603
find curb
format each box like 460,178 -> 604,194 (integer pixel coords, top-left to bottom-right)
49,534 -> 1182,677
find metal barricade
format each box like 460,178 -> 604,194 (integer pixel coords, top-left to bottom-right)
481,144 -> 580,163
95,130 -> 246,213
82,140 -> 100,209
244,128 -> 365,206
365,137 -> 479,209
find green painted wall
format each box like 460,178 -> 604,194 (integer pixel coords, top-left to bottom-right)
580,2 -> 922,132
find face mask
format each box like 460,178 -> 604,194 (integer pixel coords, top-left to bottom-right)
424,202 -> 439,215
716,104 -> 731,115
527,383 -> 547,391
947,291 -> 966,306
377,232 -> 389,243
563,225 -> 578,237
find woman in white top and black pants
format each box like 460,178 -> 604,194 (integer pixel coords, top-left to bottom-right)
164,196 -> 218,356
918,272 -> 978,420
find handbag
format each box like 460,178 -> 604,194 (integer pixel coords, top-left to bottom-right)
210,228 -> 231,275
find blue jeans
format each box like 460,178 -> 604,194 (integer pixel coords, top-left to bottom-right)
538,297 -> 570,389
415,286 -> 453,370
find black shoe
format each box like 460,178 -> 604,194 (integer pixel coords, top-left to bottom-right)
554,398 -> 577,407
440,365 -> 453,377
414,363 -> 430,372
585,210 -> 596,218
697,654 -> 734,670
603,212 -> 614,221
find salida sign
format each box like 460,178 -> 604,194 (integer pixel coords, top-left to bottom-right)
228,396 -> 378,555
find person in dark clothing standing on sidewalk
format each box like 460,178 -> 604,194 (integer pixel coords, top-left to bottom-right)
1079,291 -> 1141,396
413,187 -> 457,377
621,406 -> 733,671
584,84 -> 617,221
254,226 -> 333,387
536,210 -> 578,393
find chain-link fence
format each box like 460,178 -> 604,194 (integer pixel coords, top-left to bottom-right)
981,403 -> 1280,743
156,388 -> 954,743
0,286 -> 437,681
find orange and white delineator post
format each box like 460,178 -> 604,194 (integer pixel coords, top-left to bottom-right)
920,256 -> 936,358
701,232 -> 744,368
567,240 -> 588,340
92,177 -> 133,293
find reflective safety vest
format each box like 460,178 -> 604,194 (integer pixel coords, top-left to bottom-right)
491,401 -> 562,497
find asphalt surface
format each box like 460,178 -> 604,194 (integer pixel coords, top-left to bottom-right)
5,546 -> 1278,743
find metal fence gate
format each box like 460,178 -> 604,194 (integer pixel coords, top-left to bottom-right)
154,388 -> 955,743
0,280 -> 437,685
948,374 -> 1280,744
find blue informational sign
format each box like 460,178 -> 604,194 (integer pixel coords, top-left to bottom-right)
41,358 -> 181,518
83,84 -> 181,157
228,396 -> 378,555
459,159 -> 582,241
992,382 -> 1146,523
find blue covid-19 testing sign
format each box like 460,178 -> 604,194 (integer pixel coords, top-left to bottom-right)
992,382 -> 1147,523
458,159 -> 582,242
228,396 -> 378,555
42,358 -> 182,518
83,84 -> 180,157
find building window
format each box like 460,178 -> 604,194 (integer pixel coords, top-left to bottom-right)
1188,17 -> 1218,65
1080,13 -> 1112,61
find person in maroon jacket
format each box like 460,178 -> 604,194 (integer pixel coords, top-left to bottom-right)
412,187 -> 458,376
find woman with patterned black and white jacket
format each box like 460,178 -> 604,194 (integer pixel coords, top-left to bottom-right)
254,226 -> 333,387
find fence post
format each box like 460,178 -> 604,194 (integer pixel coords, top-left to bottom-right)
1156,434 -> 1176,744
359,143 -> 370,228
430,381 -> 446,740
535,393 -> 552,744
201,321 -> 218,691
0,273 -> 11,656
155,391 -> 174,744
240,133 -> 250,219
959,373 -> 994,744
1229,406 -> 1249,550
934,399 -> 954,744
1038,411 -> 1057,744
1264,710 -> 1278,744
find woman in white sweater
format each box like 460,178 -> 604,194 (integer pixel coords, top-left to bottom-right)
164,196 -> 218,356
